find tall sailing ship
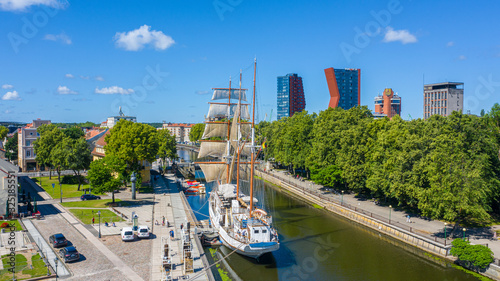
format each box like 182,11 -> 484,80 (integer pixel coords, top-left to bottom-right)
197,59 -> 279,259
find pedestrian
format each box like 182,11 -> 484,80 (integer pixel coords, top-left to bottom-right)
155,220 -> 159,225
92,217 -> 95,225
162,216 -> 165,226
181,223 -> 184,231
170,229 -> 174,240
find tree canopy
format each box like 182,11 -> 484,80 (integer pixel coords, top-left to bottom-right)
157,129 -> 177,167
104,120 -> 159,181
4,133 -> 18,161
189,123 -> 205,143
0,126 -> 8,140
87,158 -> 121,203
259,106 -> 500,224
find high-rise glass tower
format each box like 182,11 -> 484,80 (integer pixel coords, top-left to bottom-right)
324,68 -> 360,110
277,73 -> 305,120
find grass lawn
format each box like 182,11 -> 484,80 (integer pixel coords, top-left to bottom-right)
0,220 -> 23,232
62,199 -> 129,208
68,209 -> 124,225
32,176 -> 101,199
138,184 -> 154,194
0,253 -> 47,280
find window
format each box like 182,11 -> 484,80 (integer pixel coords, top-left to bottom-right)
254,229 -> 259,234
262,229 -> 267,233
26,140 -> 30,146
27,151 -> 31,157
30,132 -> 33,136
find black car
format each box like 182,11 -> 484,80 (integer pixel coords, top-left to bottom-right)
80,194 -> 101,201
49,234 -> 68,248
59,246 -> 80,262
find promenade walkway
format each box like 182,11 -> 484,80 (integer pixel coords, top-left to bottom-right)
261,168 -> 500,263
150,173 -> 209,281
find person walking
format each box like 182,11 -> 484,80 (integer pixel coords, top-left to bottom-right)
180,223 -> 184,231
162,216 -> 165,226
170,229 -> 174,240
92,217 -> 95,225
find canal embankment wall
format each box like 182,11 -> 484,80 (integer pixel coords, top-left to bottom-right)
255,170 -> 500,280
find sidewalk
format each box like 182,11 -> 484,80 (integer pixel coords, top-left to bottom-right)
263,169 -> 500,260
150,173 -> 209,281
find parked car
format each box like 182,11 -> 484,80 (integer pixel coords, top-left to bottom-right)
80,194 -> 101,201
137,225 -> 150,239
59,246 -> 80,262
121,227 -> 135,241
49,234 -> 68,248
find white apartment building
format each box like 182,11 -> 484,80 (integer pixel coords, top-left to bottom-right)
106,107 -> 137,128
162,123 -> 194,143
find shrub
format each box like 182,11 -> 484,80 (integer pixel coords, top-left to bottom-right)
450,239 -> 494,269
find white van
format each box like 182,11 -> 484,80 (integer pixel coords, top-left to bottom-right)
137,225 -> 150,239
121,227 -> 135,241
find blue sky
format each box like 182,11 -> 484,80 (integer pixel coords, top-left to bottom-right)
1,0 -> 500,123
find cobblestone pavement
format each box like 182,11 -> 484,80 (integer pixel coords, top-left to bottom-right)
101,235 -> 153,281
32,204 -> 129,280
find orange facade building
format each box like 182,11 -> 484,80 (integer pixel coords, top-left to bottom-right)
374,88 -> 401,119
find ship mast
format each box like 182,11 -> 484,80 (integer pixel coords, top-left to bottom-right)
249,58 -> 256,217
226,78 -> 231,183
236,70 -> 242,196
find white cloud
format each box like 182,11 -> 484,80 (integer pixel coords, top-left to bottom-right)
447,41 -> 454,47
44,32 -> 72,45
57,85 -> 77,95
4,110 -> 12,114
95,86 -> 134,95
2,91 -> 21,100
458,55 -> 467,61
95,76 -> 104,81
80,75 -> 89,80
195,90 -> 210,95
0,0 -> 66,11
114,25 -> 175,51
383,27 -> 417,44
65,73 -> 74,78
2,84 -> 13,89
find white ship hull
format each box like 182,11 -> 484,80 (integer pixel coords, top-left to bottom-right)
208,189 -> 279,259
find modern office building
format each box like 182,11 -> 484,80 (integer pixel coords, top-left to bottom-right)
423,82 -> 464,120
324,68 -> 360,110
374,88 -> 401,119
277,73 -> 305,120
18,119 -> 51,172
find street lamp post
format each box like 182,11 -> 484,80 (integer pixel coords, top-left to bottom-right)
463,228 -> 466,241
131,172 -> 137,200
54,258 -> 58,281
389,205 -> 392,223
59,183 -> 62,203
98,211 -> 101,238
341,190 -> 344,205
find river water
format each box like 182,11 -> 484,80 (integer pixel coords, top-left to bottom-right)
178,149 -> 478,281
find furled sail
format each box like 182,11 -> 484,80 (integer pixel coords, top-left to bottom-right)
198,142 -> 226,158
230,104 -> 240,150
212,89 -> 247,101
202,123 -> 228,139
202,122 -> 251,140
207,104 -> 250,120
199,164 -> 227,183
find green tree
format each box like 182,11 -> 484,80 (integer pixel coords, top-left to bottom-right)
87,158 -> 121,203
450,239 -> 494,270
189,123 -> 205,143
65,138 -> 92,190
104,120 -> 159,184
157,129 -> 177,172
4,133 -> 18,161
34,124 -> 65,179
0,126 -> 8,140
64,126 -> 85,139
480,109 -> 485,117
